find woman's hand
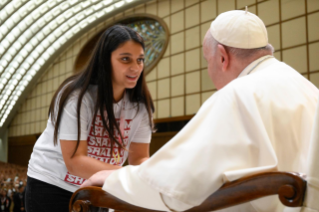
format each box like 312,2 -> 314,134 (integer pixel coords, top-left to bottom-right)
81,170 -> 115,188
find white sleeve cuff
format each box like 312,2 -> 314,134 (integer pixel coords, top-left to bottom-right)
102,165 -> 170,211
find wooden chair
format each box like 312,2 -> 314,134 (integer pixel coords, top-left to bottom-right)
69,171 -> 306,212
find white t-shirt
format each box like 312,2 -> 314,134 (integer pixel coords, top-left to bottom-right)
27,85 -> 152,192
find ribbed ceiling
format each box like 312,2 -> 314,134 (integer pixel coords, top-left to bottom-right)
0,0 -> 147,130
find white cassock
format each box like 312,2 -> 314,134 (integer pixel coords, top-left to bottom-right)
102,56 -> 319,212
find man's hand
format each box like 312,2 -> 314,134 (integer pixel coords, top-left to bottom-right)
81,170 -> 115,188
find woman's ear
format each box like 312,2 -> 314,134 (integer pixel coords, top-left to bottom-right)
217,44 -> 229,72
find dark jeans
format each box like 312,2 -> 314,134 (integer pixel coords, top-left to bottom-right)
25,176 -> 109,212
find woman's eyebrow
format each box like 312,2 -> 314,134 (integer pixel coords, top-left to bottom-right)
119,53 -> 145,57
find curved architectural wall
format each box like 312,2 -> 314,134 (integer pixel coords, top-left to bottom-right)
6,0 -> 319,139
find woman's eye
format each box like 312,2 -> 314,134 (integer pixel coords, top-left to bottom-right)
138,58 -> 145,63
122,57 -> 129,61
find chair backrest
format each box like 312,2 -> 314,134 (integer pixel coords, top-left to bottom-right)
301,97 -> 319,211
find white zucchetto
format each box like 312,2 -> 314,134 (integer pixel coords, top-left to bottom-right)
210,10 -> 268,49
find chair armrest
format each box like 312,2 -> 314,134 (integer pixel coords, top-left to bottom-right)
69,186 -> 165,212
185,172 -> 306,212
70,172 -> 306,212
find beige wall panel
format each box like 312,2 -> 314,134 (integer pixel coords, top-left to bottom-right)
267,24 -> 281,51
20,125 -> 25,136
171,0 -> 184,13
171,11 -> 184,33
282,17 -> 306,48
125,8 -> 134,16
146,67 -> 157,81
274,51 -> 281,61
186,71 -> 200,93
308,12 -> 319,42
29,88 -> 35,98
115,13 -> 124,21
53,63 -> 59,77
59,75 -> 65,85
201,0 -> 217,23
309,42 -> 319,71
258,0 -> 280,26
148,81 -> 157,100
26,124 -> 31,135
41,108 -> 46,121
146,2 -> 157,15
158,57 -> 170,78
35,84 -> 41,96
281,0 -> 305,21
308,0 -> 319,13
185,5 -> 200,28
163,38 -> 170,57
47,66 -> 53,79
171,32 -> 184,54
171,53 -> 184,75
47,93 -> 53,106
67,46 -> 73,58
41,95 -> 46,108
186,48 -> 200,72
60,60 -> 66,75
171,75 -> 184,96
310,72 -> 319,88
186,0 -> 199,7
282,45 -> 308,74
41,82 -> 47,95
157,99 -> 170,118
47,79 -> 53,92
31,98 -> 36,111
158,79 -> 170,99
66,57 -> 73,72
53,77 -> 59,91
36,97 -> 41,110
73,42 -> 81,57
186,94 -> 200,115
158,0 -> 170,17
35,122 -> 41,133
186,26 -> 200,50
163,16 -> 170,33
218,0 -> 235,14
201,22 -> 210,44
171,97 -> 184,117
247,5 -> 256,15
237,0 -> 255,9
135,4 -> 145,13
201,69 -> 215,91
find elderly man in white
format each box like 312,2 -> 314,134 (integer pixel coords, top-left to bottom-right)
82,10 -> 319,212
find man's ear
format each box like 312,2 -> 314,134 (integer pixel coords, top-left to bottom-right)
217,44 -> 229,72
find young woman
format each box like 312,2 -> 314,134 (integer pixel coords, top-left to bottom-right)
25,25 -> 154,212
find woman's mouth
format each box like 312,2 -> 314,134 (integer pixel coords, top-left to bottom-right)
126,75 -> 138,81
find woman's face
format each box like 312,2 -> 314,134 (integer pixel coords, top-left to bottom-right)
111,40 -> 144,91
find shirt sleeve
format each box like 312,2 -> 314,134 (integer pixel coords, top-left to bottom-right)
58,94 -> 92,141
130,106 -> 152,144
102,165 -> 170,211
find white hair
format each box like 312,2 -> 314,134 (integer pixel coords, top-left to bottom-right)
208,33 -> 274,59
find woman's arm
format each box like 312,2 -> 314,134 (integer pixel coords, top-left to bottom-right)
128,142 -> 150,165
60,140 -> 121,180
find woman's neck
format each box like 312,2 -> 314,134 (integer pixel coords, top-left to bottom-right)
113,87 -> 125,103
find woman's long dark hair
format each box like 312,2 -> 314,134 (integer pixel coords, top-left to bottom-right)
49,25 -> 154,157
